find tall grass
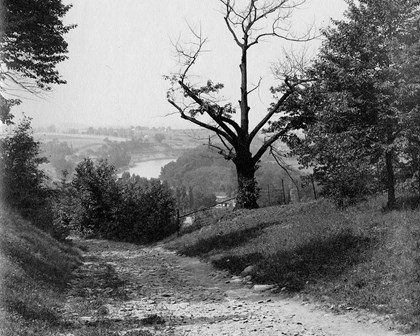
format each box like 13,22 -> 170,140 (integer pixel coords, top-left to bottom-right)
0,205 -> 82,335
166,197 -> 420,331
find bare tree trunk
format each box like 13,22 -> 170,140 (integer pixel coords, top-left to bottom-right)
167,1 -> 313,209
385,150 -> 396,209
234,151 -> 259,209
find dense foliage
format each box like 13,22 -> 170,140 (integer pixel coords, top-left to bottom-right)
118,173 -> 176,242
273,0 -> 420,207
98,139 -> 131,168
160,146 -> 236,211
160,145 -> 312,211
42,139 -> 75,176
1,119 -> 177,243
0,117 -> 51,221
58,158 -> 177,242
0,0 -> 74,123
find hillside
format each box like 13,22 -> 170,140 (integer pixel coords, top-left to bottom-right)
0,206 -> 82,335
166,197 -> 420,332
1,195 -> 419,334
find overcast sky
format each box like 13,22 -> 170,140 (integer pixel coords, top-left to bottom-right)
16,0 -> 348,129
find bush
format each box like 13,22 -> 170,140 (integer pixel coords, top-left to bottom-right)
61,160 -> 177,243
0,117 -> 50,218
71,158 -> 121,235
117,174 -> 177,242
0,117 -> 68,239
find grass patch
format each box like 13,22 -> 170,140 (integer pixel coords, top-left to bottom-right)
166,197 -> 420,331
179,221 -> 275,257
0,205 -> 82,335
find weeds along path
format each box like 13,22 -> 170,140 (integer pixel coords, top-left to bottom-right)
62,238 -> 404,336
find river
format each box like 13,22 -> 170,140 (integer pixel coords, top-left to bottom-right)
122,158 -> 175,179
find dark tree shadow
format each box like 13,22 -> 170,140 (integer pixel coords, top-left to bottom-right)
179,222 -> 273,257
212,252 -> 264,275
210,230 -> 377,293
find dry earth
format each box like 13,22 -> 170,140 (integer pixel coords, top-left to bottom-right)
60,238 -> 413,336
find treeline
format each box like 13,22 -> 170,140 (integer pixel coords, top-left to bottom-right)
42,139 -> 131,177
1,118 -> 177,242
85,125 -> 169,139
160,146 -> 311,212
161,146 -> 237,211
41,137 -> 160,178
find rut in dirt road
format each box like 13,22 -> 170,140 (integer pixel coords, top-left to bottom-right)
61,238 -> 409,336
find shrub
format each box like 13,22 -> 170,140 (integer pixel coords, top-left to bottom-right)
71,158 -> 122,236
0,117 -> 66,238
0,117 -> 50,218
63,160 -> 177,243
117,174 -> 177,242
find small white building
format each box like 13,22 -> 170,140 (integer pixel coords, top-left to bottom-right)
215,193 -> 236,208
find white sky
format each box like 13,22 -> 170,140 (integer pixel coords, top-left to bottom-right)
15,0 -> 348,129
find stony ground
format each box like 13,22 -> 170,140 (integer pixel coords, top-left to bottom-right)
60,238 -> 409,336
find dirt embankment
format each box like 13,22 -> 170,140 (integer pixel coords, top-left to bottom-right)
60,238 -> 411,336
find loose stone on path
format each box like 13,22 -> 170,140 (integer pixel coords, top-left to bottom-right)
62,238 -> 405,336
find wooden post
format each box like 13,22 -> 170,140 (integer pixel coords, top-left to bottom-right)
281,179 -> 286,204
297,179 -> 301,202
311,174 -> 317,200
176,209 -> 181,236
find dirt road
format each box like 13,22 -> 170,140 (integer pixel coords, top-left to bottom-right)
61,238 -> 409,336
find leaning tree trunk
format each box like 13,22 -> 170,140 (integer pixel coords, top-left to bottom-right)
385,149 -> 396,209
233,151 -> 259,209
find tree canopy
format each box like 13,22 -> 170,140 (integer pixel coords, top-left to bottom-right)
0,117 -> 50,217
0,0 -> 75,123
273,0 -> 420,207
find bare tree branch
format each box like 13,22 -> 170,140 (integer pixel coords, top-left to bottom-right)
269,145 -> 300,191
253,129 -> 285,164
219,0 -> 315,51
0,68 -> 47,100
247,77 -> 262,95
166,0 -> 316,208
177,80 -> 239,141
248,87 -> 293,144
168,98 -> 233,141
208,134 -> 236,160
272,44 -> 313,79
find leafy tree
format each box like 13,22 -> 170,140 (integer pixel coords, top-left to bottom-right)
115,173 -> 176,242
66,160 -> 177,242
96,141 -> 131,169
71,158 -> 121,235
160,146 -> 236,210
0,117 -> 50,217
274,0 -> 420,208
51,172 -> 78,240
166,0 -> 313,208
42,139 -> 75,177
0,0 -> 75,123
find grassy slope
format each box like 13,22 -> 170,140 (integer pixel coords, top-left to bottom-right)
166,197 -> 420,332
0,206 -> 82,335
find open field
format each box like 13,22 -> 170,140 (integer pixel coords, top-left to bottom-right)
166,196 -> 420,332
35,132 -> 123,151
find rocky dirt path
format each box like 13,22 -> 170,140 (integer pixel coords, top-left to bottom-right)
61,238 -> 408,336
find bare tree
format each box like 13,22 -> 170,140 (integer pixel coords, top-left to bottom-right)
166,0 -> 313,209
